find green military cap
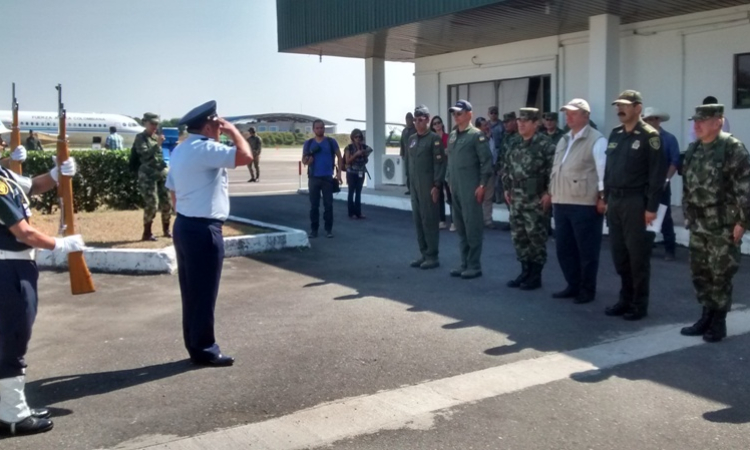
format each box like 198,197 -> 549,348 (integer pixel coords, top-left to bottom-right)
542,112 -> 558,121
612,90 -> 643,105
142,112 -> 160,124
688,104 -> 724,121
502,112 -> 517,122
518,108 -> 540,121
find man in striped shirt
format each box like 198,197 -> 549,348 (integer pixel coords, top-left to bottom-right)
105,126 -> 124,150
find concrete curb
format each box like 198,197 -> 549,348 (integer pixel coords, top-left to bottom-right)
35,216 -> 310,275
298,187 -> 750,254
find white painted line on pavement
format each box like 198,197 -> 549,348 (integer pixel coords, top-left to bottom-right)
231,190 -> 299,197
138,311 -> 750,450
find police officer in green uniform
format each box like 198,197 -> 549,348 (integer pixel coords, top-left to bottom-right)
541,112 -> 565,145
603,90 -> 666,321
446,100 -> 493,279
133,113 -> 171,241
680,104 -> 750,342
408,105 -> 446,270
503,108 -> 555,290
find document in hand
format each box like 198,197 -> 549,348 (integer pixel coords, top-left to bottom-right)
646,203 -> 669,233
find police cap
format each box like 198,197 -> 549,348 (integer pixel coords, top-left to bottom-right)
179,100 -> 218,131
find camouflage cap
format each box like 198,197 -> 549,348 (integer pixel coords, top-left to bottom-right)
612,90 -> 643,105
502,112 -> 517,122
142,112 -> 160,124
518,108 -> 540,121
414,105 -> 430,117
688,104 -> 724,121
542,112 -> 558,121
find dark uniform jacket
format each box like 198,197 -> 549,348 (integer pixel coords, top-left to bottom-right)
0,168 -> 32,252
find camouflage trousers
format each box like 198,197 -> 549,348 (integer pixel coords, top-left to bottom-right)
138,169 -> 171,226
247,151 -> 261,179
689,228 -> 741,311
509,202 -> 548,265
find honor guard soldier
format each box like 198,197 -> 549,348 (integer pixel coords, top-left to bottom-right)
166,101 -> 253,367
446,100 -> 493,279
603,90 -> 667,321
0,147 -> 83,436
502,108 -> 555,290
680,104 -> 750,342
407,105 -> 446,270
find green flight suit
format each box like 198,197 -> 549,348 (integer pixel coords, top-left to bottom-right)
446,125 -> 493,272
408,130 -> 446,262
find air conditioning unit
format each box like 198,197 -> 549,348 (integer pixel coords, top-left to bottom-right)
382,155 -> 406,185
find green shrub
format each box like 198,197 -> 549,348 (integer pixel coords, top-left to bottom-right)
3,150 -> 142,214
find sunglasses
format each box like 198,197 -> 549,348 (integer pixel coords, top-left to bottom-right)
432,121 -> 442,125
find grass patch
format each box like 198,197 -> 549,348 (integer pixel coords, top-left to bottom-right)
31,210 -> 269,249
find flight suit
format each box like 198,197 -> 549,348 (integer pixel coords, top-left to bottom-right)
408,131 -> 446,266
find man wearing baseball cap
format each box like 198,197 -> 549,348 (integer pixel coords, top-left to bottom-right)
446,100 -> 493,279
603,90 -> 667,321
549,98 -> 608,305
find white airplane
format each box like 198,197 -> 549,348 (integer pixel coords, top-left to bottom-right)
0,110 -> 144,148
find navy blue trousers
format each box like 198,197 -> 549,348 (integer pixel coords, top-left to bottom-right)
553,204 -> 603,296
173,215 -> 224,361
0,260 -> 38,378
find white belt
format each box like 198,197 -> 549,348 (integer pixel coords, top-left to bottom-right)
0,249 -> 35,261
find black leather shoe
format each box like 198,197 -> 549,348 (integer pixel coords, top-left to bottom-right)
573,292 -> 595,304
605,301 -> 630,316
0,416 -> 54,436
31,408 -> 51,419
552,287 -> 578,299
192,354 -> 235,367
450,268 -> 465,277
623,307 -> 648,321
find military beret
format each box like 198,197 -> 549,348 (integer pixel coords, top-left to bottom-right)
518,108 -> 540,121
178,100 -> 218,129
142,112 -> 160,124
414,105 -> 430,117
612,90 -> 643,105
502,112 -> 517,122
688,104 -> 724,121
449,100 -> 472,112
542,112 -> 558,121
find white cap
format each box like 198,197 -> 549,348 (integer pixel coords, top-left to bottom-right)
641,106 -> 670,122
559,98 -> 591,113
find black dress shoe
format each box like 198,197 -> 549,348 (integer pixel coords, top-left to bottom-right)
0,416 -> 54,436
192,354 -> 235,367
573,292 -> 595,304
552,287 -> 578,299
31,408 -> 51,419
605,301 -> 630,316
623,308 -> 648,321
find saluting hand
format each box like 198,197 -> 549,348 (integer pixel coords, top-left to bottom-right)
733,224 -> 745,244
218,118 -> 238,135
645,211 -> 657,225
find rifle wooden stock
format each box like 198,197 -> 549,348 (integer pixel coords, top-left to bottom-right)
56,93 -> 95,295
9,95 -> 22,175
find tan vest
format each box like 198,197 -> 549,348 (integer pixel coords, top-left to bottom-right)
550,126 -> 604,206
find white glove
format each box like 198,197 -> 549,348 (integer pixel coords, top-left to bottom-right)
53,234 -> 86,254
11,145 -> 27,162
50,156 -> 77,184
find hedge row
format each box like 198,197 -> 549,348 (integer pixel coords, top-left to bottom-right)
3,150 -> 142,214
250,132 -> 350,148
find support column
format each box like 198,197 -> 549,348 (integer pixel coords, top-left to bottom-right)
588,14 -> 620,133
365,57 -> 386,189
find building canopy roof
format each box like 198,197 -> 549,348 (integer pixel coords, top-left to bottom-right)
225,113 -> 336,126
277,0 -> 750,61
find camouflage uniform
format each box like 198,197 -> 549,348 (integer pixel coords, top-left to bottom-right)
134,123 -> 171,233
682,106 -> 750,328
247,134 -> 262,181
502,109 -> 555,289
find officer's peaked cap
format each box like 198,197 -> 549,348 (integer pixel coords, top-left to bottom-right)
179,100 -> 218,129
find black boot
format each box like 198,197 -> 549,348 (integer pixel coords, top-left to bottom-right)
703,311 -> 727,343
506,263 -> 530,288
680,307 -> 714,336
605,290 -> 632,316
162,219 -> 172,238
141,222 -> 157,241
519,263 -> 542,290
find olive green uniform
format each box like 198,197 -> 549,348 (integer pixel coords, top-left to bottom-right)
408,131 -> 446,263
247,135 -> 262,180
134,131 -> 171,227
447,125 -> 493,273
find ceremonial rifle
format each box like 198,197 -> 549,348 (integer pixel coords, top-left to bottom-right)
56,84 -> 95,295
9,83 -> 22,174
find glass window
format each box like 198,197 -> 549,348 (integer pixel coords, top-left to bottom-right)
735,53 -> 750,109
269,126 -> 279,132
257,126 -> 267,132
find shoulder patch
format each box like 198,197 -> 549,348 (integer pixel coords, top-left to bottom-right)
478,136 -> 486,142
434,140 -> 441,146
0,180 -> 9,196
649,136 -> 661,150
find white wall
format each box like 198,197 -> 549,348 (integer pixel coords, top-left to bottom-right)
414,5 -> 750,206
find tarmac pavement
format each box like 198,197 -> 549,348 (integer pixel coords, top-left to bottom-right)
4,150 -> 750,449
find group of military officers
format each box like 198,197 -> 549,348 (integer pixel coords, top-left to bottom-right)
404,92 -> 749,345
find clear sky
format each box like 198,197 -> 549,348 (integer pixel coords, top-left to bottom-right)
0,0 -> 415,133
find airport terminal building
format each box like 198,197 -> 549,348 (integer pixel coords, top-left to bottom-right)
276,0 -> 750,203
